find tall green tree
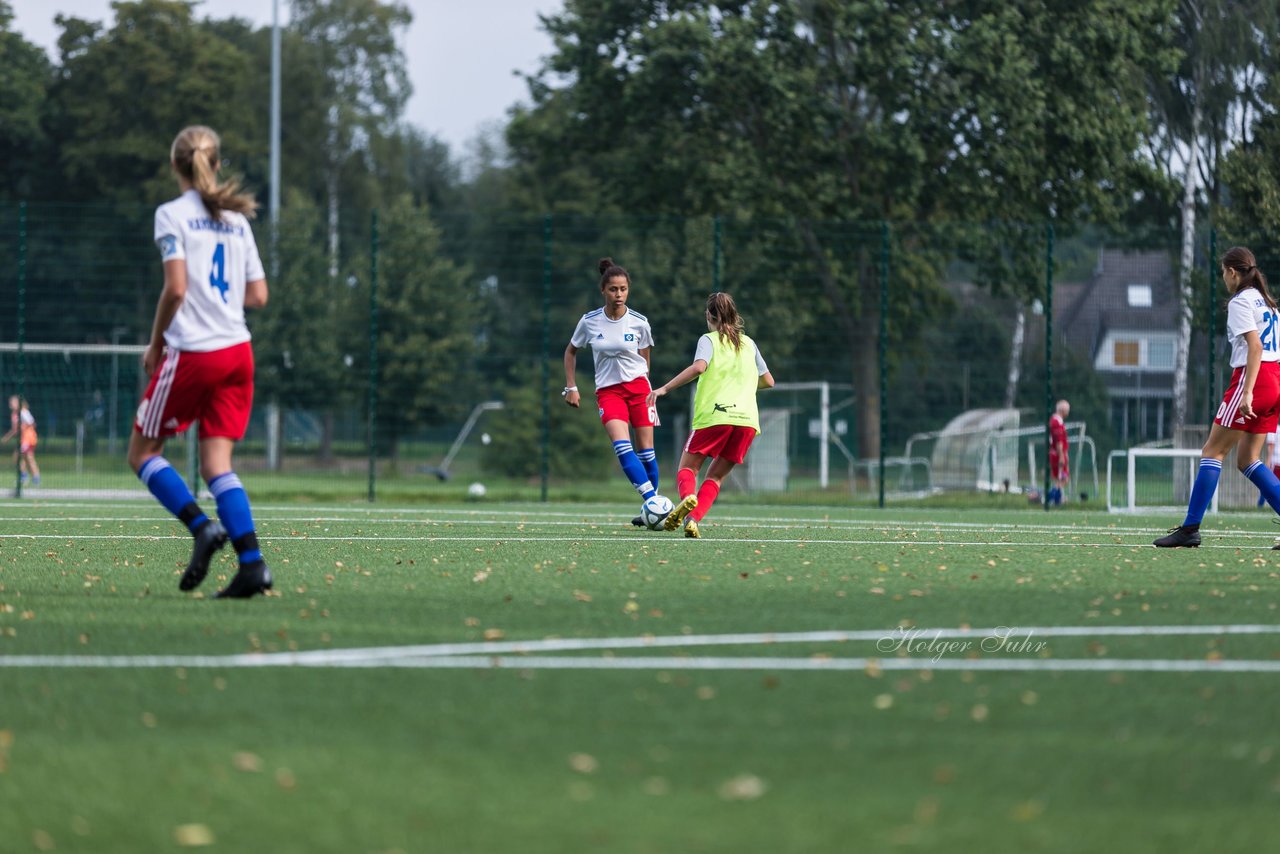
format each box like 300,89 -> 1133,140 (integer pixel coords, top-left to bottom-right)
289,0 -> 412,275
357,197 -> 481,455
0,1 -> 53,198
46,0 -> 260,205
1145,0 -> 1280,436
513,0 -> 1178,456
251,191 -> 360,461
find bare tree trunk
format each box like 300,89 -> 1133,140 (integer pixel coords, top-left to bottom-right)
1172,96 -> 1202,437
1004,304 -> 1026,409
326,105 -> 340,279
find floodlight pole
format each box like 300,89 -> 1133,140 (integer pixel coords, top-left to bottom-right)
270,0 -> 282,247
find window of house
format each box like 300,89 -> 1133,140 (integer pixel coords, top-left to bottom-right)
1127,284 -> 1153,307
1148,339 -> 1175,369
1114,340 -> 1140,366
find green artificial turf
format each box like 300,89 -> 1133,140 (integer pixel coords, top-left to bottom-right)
2,500 -> 1279,853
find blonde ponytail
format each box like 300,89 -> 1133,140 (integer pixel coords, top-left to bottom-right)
170,126 -> 258,221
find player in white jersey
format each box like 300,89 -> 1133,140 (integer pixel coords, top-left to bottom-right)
125,126 -> 272,597
1157,246 -> 1280,547
563,258 -> 683,523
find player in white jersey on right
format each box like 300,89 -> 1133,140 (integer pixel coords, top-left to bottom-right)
563,258 -> 693,526
127,125 -> 272,598
1157,246 -> 1280,547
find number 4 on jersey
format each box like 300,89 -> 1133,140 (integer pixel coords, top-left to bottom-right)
209,243 -> 230,304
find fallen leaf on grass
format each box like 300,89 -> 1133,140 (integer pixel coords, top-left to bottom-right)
232,752 -> 262,772
568,753 -> 598,773
718,774 -> 767,801
173,824 -> 215,846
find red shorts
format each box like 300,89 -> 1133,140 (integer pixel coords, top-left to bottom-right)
684,424 -> 757,464
135,342 -> 254,440
596,376 -> 655,427
1215,362 -> 1280,434
1049,452 -> 1069,480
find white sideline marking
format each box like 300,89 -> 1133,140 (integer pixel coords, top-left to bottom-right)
0,514 -> 1274,540
0,532 -> 1276,549
0,504 -> 1275,542
328,656 -> 1280,673
2,654 -> 1278,673
4,624 -> 1279,669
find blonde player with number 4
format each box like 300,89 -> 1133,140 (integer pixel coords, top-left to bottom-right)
649,292 -> 775,538
127,125 -> 272,598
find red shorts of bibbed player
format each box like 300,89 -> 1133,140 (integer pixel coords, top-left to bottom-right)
684,424 -> 757,465
596,376 -> 656,426
1216,362 -> 1280,434
135,342 -> 255,440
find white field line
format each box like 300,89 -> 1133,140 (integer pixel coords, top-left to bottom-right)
0,505 -> 1272,540
3,624 -> 1279,669
336,656 -> 1280,673
0,514 -> 1270,540
3,654 -> 1279,673
0,532 -> 1275,549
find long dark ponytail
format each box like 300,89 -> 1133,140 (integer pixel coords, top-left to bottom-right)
1223,246 -> 1278,310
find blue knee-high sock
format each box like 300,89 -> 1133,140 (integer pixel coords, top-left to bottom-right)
137,457 -> 208,533
612,439 -> 656,499
1183,458 -> 1223,527
636,447 -> 659,493
1244,460 -> 1280,514
208,472 -> 262,565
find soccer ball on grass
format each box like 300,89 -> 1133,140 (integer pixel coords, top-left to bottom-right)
640,494 -> 675,530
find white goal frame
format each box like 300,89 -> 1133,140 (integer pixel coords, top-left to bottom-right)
1105,447 -> 1218,514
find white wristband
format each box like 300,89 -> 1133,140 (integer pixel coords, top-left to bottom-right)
562,386 -> 578,397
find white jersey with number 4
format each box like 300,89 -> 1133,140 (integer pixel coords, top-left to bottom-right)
1226,288 -> 1280,368
154,189 -> 265,352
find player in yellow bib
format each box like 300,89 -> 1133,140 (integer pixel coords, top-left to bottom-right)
648,292 -> 775,537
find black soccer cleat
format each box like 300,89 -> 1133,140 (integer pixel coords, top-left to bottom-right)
1153,525 -> 1201,548
631,516 -> 646,528
179,521 -> 229,591
214,561 -> 273,599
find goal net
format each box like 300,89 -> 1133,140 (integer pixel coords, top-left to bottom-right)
0,342 -> 153,496
901,408 -> 1099,499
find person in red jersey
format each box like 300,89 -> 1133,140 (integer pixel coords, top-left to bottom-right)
127,125 -> 271,598
1048,399 -> 1070,506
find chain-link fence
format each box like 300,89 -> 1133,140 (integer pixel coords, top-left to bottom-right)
0,200 -> 1235,507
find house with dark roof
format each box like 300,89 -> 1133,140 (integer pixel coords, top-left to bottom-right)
1056,249 -> 1180,442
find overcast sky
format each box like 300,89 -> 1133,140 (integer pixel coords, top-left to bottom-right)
5,0 -> 562,153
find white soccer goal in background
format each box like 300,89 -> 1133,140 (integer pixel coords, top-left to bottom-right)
901,410 -> 1100,499
1106,446 -> 1220,514
673,381 -> 853,493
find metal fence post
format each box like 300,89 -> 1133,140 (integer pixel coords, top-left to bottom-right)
367,210 -> 379,503
1208,227 -> 1217,413
16,201 -> 26,498
1043,221 -> 1055,511
878,221 -> 889,509
540,214 -> 553,502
